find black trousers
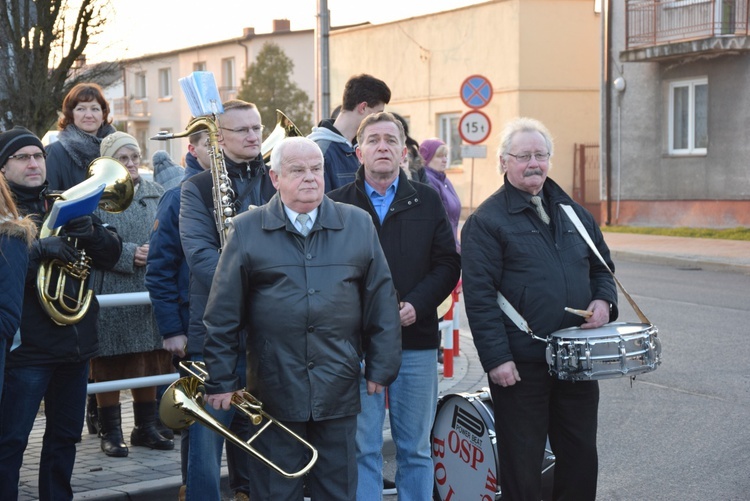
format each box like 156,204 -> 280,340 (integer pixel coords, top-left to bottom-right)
489,361 -> 599,501
246,414 -> 357,501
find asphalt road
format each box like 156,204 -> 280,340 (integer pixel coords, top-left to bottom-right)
390,258 -> 750,501
594,259 -> 750,501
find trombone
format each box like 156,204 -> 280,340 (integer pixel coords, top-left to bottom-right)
159,361 -> 318,479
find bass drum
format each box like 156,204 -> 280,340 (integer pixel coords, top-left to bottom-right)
431,390 -> 555,500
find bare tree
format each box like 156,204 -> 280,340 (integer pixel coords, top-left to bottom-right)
0,0 -> 120,136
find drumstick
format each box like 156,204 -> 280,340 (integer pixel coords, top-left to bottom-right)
564,307 -> 593,319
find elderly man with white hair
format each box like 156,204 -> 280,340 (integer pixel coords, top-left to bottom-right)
202,136 -> 402,501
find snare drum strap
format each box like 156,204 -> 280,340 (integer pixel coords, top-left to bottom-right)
559,204 -> 651,325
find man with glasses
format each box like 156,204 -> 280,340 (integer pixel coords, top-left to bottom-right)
0,126 -> 122,500
461,117 -> 618,501
178,99 -> 274,501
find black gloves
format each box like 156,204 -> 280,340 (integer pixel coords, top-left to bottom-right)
35,236 -> 78,262
63,216 -> 96,244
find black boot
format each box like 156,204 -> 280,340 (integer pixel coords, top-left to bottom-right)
85,393 -> 99,435
131,401 -> 174,450
98,404 -> 129,457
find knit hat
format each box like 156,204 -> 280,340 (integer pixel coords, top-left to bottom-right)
0,127 -> 45,168
100,131 -> 140,158
152,150 -> 185,191
419,138 -> 445,166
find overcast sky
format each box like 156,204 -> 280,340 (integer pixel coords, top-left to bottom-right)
83,0 -> 486,63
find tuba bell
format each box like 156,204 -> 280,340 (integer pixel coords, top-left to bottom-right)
160,361 -> 318,479
261,110 -> 303,163
36,157 -> 134,325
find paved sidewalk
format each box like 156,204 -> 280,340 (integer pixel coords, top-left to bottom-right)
19,314 -> 485,501
16,232 -> 750,500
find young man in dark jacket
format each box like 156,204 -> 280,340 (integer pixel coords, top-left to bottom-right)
461,117 -> 618,501
0,126 -> 122,500
145,130 -> 211,498
178,100 -> 274,501
328,112 -> 461,500
308,74 -> 391,192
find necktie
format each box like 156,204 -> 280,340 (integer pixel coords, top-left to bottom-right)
530,196 -> 550,225
296,213 -> 310,236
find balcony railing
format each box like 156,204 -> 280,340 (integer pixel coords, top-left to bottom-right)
626,0 -> 749,49
111,97 -> 150,119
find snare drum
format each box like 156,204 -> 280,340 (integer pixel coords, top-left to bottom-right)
546,322 -> 661,381
431,390 -> 555,500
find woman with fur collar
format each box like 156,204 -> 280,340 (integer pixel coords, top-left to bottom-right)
45,82 -> 117,191
0,165 -> 36,401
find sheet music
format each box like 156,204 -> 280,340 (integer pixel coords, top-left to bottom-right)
178,72 -> 224,117
44,184 -> 105,231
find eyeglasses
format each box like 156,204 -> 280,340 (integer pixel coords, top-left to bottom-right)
506,152 -> 550,163
7,152 -> 46,163
220,125 -> 265,136
115,153 -> 142,165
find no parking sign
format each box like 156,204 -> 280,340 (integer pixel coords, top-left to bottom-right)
460,75 -> 493,109
459,75 -> 492,145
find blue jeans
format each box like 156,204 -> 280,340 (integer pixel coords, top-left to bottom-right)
0,360 -> 89,501
185,355 -> 250,501
356,348 -> 438,501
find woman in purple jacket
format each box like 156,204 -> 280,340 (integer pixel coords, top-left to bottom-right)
420,138 -> 461,252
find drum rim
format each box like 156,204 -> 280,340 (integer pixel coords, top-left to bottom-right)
550,321 -> 654,339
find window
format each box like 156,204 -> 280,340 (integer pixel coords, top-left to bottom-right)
134,72 -> 147,99
438,113 -> 462,166
158,68 -> 172,99
193,61 -> 207,72
221,58 -> 237,101
221,57 -> 235,88
668,78 -> 707,155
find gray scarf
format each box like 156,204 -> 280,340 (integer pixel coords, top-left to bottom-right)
56,123 -> 117,170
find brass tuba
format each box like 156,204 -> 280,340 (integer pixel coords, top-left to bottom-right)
37,157 -> 134,325
160,361 -> 318,478
261,110 -> 303,163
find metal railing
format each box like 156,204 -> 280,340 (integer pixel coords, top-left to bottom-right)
626,0 -> 749,49
90,292 -> 460,393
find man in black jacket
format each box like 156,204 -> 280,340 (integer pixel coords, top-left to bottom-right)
178,99 -> 274,501
328,112 -> 461,500
461,117 -> 618,501
0,126 -> 122,500
203,136 -> 401,500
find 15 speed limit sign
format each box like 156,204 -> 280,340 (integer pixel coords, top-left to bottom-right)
459,110 -> 491,145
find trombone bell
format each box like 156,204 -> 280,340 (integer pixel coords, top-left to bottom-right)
159,361 -> 318,479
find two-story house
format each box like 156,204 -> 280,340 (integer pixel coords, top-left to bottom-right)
114,19 -> 314,164
603,0 -> 750,227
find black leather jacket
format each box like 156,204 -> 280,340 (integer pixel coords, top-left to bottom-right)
461,176 -> 618,372
202,195 -> 401,422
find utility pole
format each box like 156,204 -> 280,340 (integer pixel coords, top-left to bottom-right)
315,0 -> 331,122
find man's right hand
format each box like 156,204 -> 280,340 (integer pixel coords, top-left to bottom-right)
36,236 -> 77,262
489,361 -> 521,387
163,335 -> 187,358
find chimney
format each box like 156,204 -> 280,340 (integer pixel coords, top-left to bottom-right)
243,27 -> 255,37
273,19 -> 291,32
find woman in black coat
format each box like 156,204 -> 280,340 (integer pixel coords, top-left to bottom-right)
45,82 -> 117,191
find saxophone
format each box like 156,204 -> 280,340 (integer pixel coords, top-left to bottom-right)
152,115 -> 235,247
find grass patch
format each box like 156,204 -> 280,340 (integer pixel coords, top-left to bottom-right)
601,225 -> 750,241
